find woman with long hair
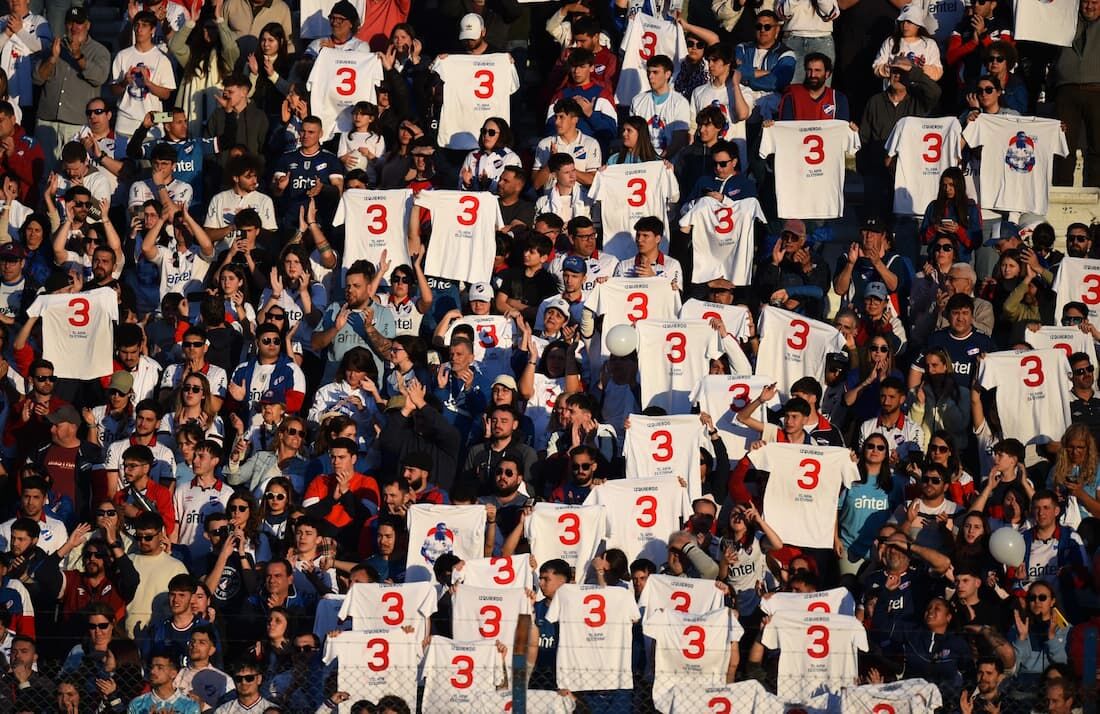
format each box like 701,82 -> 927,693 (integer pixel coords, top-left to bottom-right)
217,262 -> 255,340
925,429 -> 974,505
254,606 -> 294,686
338,100 -> 386,184
520,338 -> 582,454
717,503 -> 784,627
837,433 -> 905,576
227,415 -> 310,497
919,167 -> 982,260
168,4 -> 240,135
379,118 -> 422,189
982,40 -> 1027,113
458,117 -> 521,192
1008,581 -> 1070,688
1050,424 -> 1100,526
952,511 -> 997,577
873,7 -> 942,81
259,475 -> 296,548
159,372 -> 224,450
843,334 -> 903,424
246,22 -> 294,120
308,347 -> 383,440
16,213 -> 52,284
607,116 -> 661,164
901,597 -> 969,687
381,334 -> 432,398
370,252 -> 432,338
909,348 -> 969,450
306,414 -> 370,480
258,244 -> 327,355
227,490 -> 272,562
60,603 -> 117,678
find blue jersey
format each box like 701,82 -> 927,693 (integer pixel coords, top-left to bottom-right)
838,475 -> 906,559
273,148 -> 344,228
918,328 -> 997,389
142,138 -> 217,205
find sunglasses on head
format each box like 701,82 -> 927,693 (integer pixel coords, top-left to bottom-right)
1075,366 -> 1095,376
1027,593 -> 1050,602
921,476 -> 944,485
260,336 -> 282,346
265,492 -> 287,501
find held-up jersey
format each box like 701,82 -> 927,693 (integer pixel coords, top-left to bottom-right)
26,287 -> 118,379
526,373 -> 566,452
1024,326 -> 1095,365
444,315 -> 515,382
322,628 -> 420,714
545,584 -> 641,691
584,477 -> 690,563
637,574 -> 725,616
588,161 -> 679,259
417,190 -> 502,285
758,587 -> 857,616
1014,0 -> 1078,46
750,442 -> 858,549
525,503 -> 609,581
636,319 -> 723,413
679,300 -> 751,340
644,607 -> 744,714
306,48 -> 383,140
421,637 -> 504,713
452,585 -> 530,660
756,305 -> 846,399
615,13 -> 686,105
977,349 -> 1072,445
1053,257 -> 1100,321
584,277 -> 680,358
669,680 -> 775,714
456,555 -> 533,591
337,581 -> 438,641
333,188 -> 412,269
962,114 -> 1067,214
624,414 -> 708,501
679,195 -> 765,285
840,678 -> 944,713
432,54 -> 520,150
760,611 -> 867,702
759,120 -> 860,219
690,374 -> 783,459
885,116 -> 963,215
405,504 -> 487,582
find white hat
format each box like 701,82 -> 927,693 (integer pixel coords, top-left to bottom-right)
459,13 -> 485,41
468,282 -> 493,302
896,4 -> 937,34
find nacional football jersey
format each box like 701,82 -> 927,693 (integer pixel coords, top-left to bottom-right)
1014,0 -> 1078,45
452,585 -> 530,660
753,691 -> 834,714
885,116 -> 963,215
307,48 -> 383,140
456,555 -> 533,591
758,587 -> 856,617
526,373 -> 566,452
417,190 -> 502,284
690,374 -> 783,459
337,581 -> 438,640
977,348 -> 1071,445
545,584 -> 641,691
432,54 -> 519,150
679,300 -> 751,340
1024,326 -> 1095,365
444,315 -> 515,381
636,319 -> 722,413
525,503 -> 609,581
679,195 -> 765,285
962,114 -> 1067,214
26,287 -> 118,379
333,188 -> 412,269
322,628 -> 419,713
421,637 -> 504,713
840,679 -> 944,713
750,442 -> 858,549
760,611 -> 867,701
584,277 -> 680,358
1054,257 -> 1100,321
631,89 -> 691,155
637,574 -> 725,617
624,414 -> 708,500
172,482 -> 232,560
584,477 -> 690,563
587,161 -> 679,259
644,607 -> 744,713
759,120 -> 860,219
669,680 -> 774,714
405,504 -> 487,582
615,13 -> 686,105
756,305 -> 846,399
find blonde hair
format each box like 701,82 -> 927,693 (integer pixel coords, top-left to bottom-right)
1052,424 -> 1098,488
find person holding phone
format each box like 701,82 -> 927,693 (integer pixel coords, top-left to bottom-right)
889,462 -> 961,551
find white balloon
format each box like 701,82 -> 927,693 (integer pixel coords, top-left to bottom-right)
989,526 -> 1026,567
606,323 -> 638,357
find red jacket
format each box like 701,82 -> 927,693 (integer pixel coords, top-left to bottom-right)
113,479 -> 176,536
0,126 -> 44,206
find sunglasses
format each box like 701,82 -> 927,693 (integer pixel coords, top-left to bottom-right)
755,23 -> 774,30
1064,316 -> 1086,326
1069,234 -> 1090,243
1027,593 -> 1050,602
34,375 -> 57,382
686,38 -> 704,47
986,55 -> 1005,62
391,275 -> 411,284
229,504 -> 250,513
260,337 -> 283,346
295,645 -> 316,653
73,201 -> 91,208
933,243 -> 955,252
265,492 -> 287,501
920,476 -> 944,485
85,107 -> 108,116
182,384 -> 204,394
267,312 -> 286,320
88,622 -> 111,630
283,427 -> 304,437
978,86 -> 997,94
869,345 -> 890,353
929,444 -> 951,454
233,674 -> 258,683
572,462 -> 594,471
864,443 -> 887,452
1075,366 -> 1095,376
96,509 -> 116,517
136,533 -> 158,542
480,128 -> 498,137
712,159 -> 732,168
83,550 -> 106,560
209,526 -> 230,537
182,341 -> 204,349
495,468 -> 516,477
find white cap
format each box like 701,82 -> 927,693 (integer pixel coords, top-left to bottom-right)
896,4 -> 937,34
459,13 -> 485,41
468,282 -> 493,302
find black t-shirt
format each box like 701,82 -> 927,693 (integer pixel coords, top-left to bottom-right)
499,198 -> 535,231
492,268 -> 558,323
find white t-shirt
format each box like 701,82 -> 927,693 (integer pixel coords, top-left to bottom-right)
588,161 -> 680,259
758,587 -> 856,617
624,414 -> 708,500
0,13 -> 51,107
337,581 -> 438,643
636,319 -> 723,413
444,315 -> 515,382
322,627 -> 420,711
689,373 -> 783,460
637,573 -> 725,616
760,611 -> 867,701
203,189 -> 278,231
525,503 -> 609,581
525,373 -> 566,452
760,120 -> 860,219
961,114 -> 1068,214
333,187 -> 412,269
1014,0 -> 1078,45
679,300 -> 751,340
872,35 -> 942,74
129,178 -> 194,210
172,481 -> 232,560
545,584 -> 641,691
669,680 -> 773,714
1053,257 -> 1100,321
644,607 -> 743,713
452,585 -> 530,660
432,54 -> 519,150
110,45 -> 176,136
26,287 -> 118,379
616,12 -> 686,105
416,190 -> 502,284
306,48 -> 382,140
977,348 -> 1072,445
679,195 -> 765,284
456,555 -> 533,591
584,477 -> 690,563
405,503 -> 487,582
755,305 -> 846,399
584,277 -> 680,358
885,116 -> 963,215
749,442 -> 858,549
631,90 -> 691,155
337,130 -> 386,179
0,515 -> 66,554
691,81 -> 756,165
421,637 -> 504,712
1025,326 -> 1095,365
840,678 -> 944,714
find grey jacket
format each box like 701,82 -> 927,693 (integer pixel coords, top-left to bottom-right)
33,35 -> 110,124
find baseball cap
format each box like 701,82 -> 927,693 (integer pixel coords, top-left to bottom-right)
542,296 -> 571,319
48,405 -> 81,425
861,216 -> 888,233
65,6 -> 89,23
492,374 -> 518,391
825,352 -> 849,369
468,282 -> 493,303
459,13 -> 484,41
562,255 -> 587,274
385,395 -> 407,412
108,371 -> 134,394
864,282 -> 888,301
0,243 -> 26,260
781,219 -> 807,239
259,389 -> 283,405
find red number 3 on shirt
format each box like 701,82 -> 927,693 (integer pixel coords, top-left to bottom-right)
68,297 -> 90,327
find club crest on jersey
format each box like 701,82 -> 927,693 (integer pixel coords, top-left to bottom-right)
421,522 -> 456,565
1006,131 -> 1037,173
823,103 -> 836,117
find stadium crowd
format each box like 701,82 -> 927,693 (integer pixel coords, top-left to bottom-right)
0,0 -> 1094,709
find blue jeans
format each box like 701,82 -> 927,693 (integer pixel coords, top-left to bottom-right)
784,34 -> 836,84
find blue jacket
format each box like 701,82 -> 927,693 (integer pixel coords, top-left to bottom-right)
734,42 -> 797,94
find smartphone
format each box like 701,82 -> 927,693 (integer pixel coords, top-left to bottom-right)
152,111 -> 173,124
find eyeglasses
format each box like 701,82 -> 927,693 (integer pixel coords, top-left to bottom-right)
1074,366 -> 1095,376
96,509 -> 116,517
712,159 -> 731,168
391,275 -> 411,284
229,504 -> 250,513
1027,593 -> 1050,602
260,337 -> 283,346
495,468 -> 516,477
929,444 -> 950,454
986,55 -> 1005,62
85,107 -> 108,116
182,341 -> 204,349
686,38 -> 704,47
978,86 -> 997,94
755,23 -> 774,30
233,674 -> 258,683
135,533 -> 158,542
295,645 -> 316,653
182,384 -> 204,394
283,427 -> 304,437
265,492 -> 287,501
34,374 -> 56,382
87,621 -> 111,630
920,476 -> 944,485
480,127 -> 498,137
864,443 -> 887,452
573,232 -> 597,240
869,345 -> 890,353
571,462 -> 594,471
122,462 -> 146,470
933,243 -> 955,252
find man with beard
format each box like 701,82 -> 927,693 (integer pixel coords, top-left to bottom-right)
400,451 -> 449,505
778,53 -> 851,121
51,514 -> 137,637
478,453 -> 527,557
550,445 -> 603,505
860,530 -> 946,652
463,404 -> 538,494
